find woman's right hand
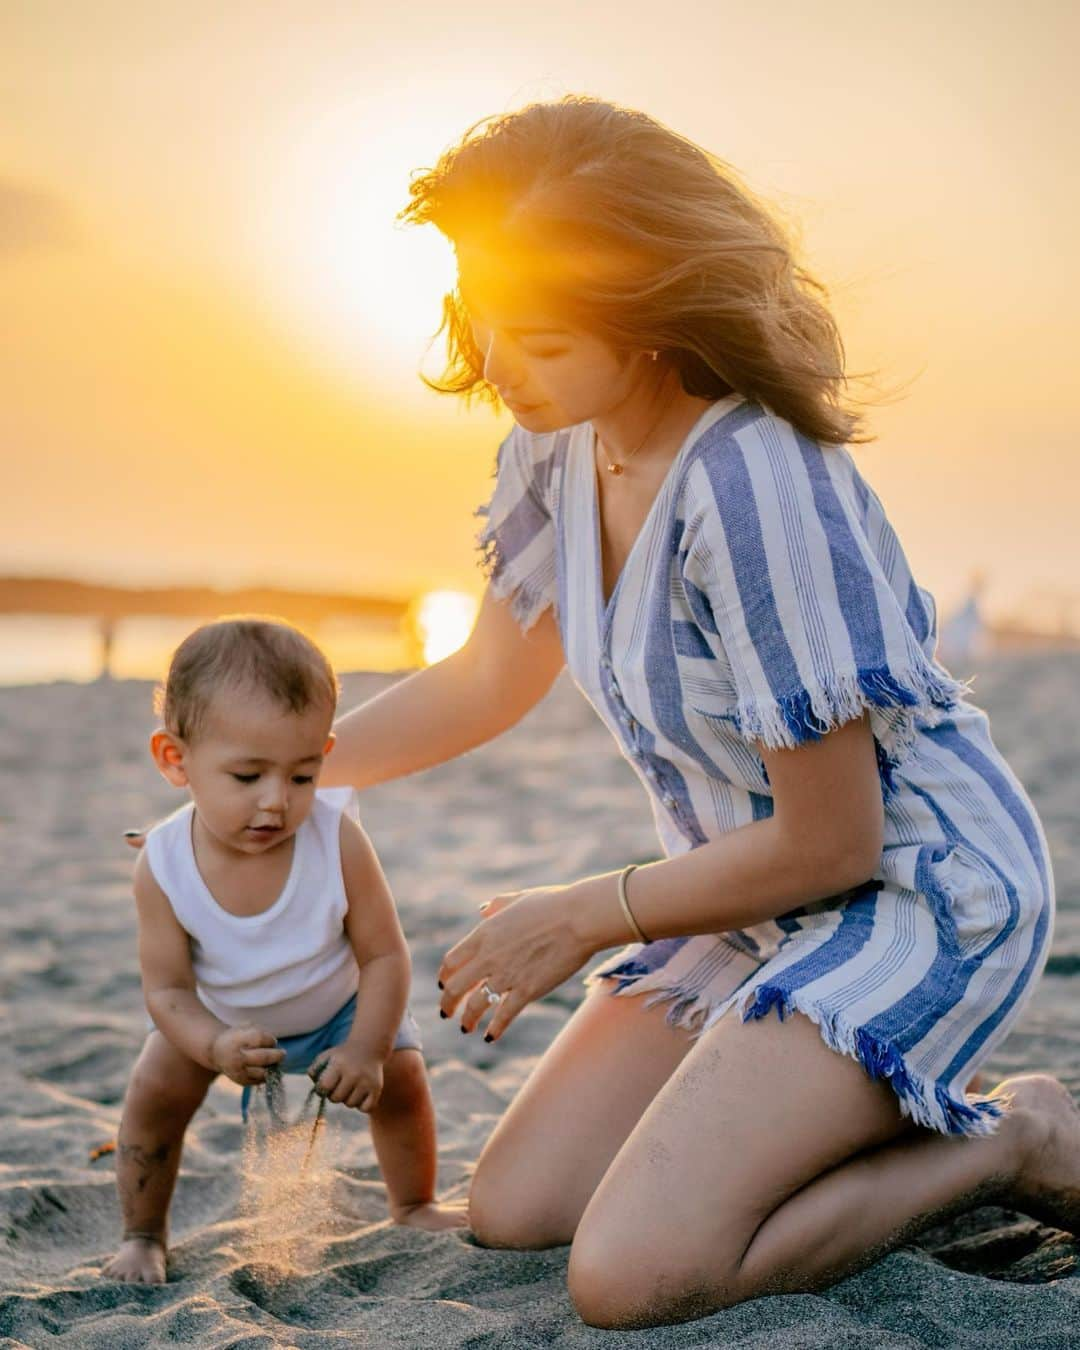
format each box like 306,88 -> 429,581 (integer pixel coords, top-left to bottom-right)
210,1025 -> 285,1086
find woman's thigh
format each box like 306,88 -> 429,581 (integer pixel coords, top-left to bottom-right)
468,984 -> 697,1248
565,1005 -> 913,1327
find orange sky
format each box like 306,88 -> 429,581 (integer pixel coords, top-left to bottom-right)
3,1 -> 1077,626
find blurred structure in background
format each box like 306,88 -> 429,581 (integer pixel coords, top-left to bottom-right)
0,577 -> 480,683
938,569 -> 989,673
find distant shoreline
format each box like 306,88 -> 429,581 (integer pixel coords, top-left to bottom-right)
0,575 -> 412,623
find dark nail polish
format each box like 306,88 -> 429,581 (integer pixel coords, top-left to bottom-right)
484,1034 -> 493,1043
460,1025 -> 468,1033
437,981 -> 444,990
439,1010 -> 447,1019
123,830 -> 140,838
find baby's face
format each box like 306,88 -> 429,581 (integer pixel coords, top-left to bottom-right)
180,688 -> 335,855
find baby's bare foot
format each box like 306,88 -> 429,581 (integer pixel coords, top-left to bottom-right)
1004,1073 -> 1080,1234
101,1234 -> 167,1283
391,1199 -> 470,1232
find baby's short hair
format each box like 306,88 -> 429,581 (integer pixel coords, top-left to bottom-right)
153,616 -> 340,743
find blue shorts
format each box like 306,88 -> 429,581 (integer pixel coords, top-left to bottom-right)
143,993 -> 423,1122
239,993 -> 423,1123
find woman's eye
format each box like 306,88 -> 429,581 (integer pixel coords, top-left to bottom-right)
528,349 -> 567,360
232,773 -> 259,783
292,775 -> 314,785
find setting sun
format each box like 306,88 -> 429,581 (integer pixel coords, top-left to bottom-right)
412,589 -> 479,665
253,99 -> 470,389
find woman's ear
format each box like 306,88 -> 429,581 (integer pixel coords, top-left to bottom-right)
323,731 -> 337,756
149,728 -> 189,787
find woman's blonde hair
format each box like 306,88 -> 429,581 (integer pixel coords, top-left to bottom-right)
400,95 -> 877,445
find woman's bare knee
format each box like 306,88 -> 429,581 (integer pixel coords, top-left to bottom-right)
468,987 -> 695,1250
568,1220 -> 741,1327
468,1153 -> 575,1250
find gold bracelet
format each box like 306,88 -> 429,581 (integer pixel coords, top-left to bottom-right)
617,864 -> 651,944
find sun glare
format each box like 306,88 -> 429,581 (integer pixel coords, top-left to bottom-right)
255,99 -> 472,388
412,589 -> 479,666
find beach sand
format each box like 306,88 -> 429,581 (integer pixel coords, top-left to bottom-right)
2,653 -> 1078,1347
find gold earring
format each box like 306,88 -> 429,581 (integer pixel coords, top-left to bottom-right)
649,350 -> 659,361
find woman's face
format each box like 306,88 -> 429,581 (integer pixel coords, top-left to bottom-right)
461,282 -> 638,432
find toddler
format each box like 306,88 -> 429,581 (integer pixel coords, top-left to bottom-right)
102,617 -> 466,1284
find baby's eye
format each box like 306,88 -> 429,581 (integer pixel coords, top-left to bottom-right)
528,348 -> 567,360
292,775 -> 314,785
231,772 -> 259,783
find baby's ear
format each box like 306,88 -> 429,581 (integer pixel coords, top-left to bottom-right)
149,728 -> 189,787
323,731 -> 337,756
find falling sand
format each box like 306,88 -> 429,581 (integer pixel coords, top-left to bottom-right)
233,1068 -> 336,1278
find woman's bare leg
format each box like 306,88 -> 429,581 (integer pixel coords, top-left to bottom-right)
565,1007 -> 1077,1329
732,1072 -> 1075,1298
468,984 -> 698,1247
469,985 -> 991,1252
100,1031 -> 217,1283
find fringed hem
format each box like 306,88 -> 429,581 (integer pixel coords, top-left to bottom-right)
730,662 -> 976,801
473,501 -> 553,635
587,963 -> 1009,1140
723,983 -> 1009,1139
583,951 -> 730,1039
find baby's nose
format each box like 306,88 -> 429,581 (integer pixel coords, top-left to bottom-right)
257,780 -> 288,813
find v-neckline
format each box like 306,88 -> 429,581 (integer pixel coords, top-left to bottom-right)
588,396 -> 741,632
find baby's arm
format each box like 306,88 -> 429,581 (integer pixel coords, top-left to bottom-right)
133,852 -> 283,1083
308,816 -> 412,1110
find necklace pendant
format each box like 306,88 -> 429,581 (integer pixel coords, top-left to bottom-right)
607,462 -> 624,475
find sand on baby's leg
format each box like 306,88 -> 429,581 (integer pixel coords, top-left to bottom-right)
366,1048 -> 468,1231
100,1030 -> 217,1283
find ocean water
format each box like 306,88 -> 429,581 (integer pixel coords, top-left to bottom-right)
0,614 -> 414,686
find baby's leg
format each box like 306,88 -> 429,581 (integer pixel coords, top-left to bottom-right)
101,1030 -> 217,1283
368,1048 -> 468,1232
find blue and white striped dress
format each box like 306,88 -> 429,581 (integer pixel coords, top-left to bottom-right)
475,395 -> 1055,1138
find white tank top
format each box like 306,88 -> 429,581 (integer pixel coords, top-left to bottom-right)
144,786 -> 360,1037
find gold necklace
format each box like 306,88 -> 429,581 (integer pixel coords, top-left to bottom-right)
596,379 -> 680,476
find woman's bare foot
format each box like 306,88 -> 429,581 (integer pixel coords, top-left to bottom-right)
390,1199 -> 470,1232
101,1234 -> 167,1283
1002,1073 -> 1080,1234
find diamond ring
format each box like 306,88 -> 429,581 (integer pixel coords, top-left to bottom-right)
480,981 -> 501,1006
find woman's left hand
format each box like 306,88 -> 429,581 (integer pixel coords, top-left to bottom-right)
437,884 -> 594,1043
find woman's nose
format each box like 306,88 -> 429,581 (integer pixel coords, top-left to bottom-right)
481,333 -> 523,390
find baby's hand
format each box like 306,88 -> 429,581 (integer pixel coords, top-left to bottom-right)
210,1024 -> 285,1087
308,1044 -> 384,1112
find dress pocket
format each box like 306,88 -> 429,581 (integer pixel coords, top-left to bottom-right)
880,840 -> 1012,961
934,841 -> 1015,961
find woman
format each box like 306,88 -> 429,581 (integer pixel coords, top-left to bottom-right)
132,96 -> 1078,1328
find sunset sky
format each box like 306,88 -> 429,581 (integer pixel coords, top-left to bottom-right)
4,0 -> 1077,632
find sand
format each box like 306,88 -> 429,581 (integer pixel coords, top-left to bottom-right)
2,654 -> 1079,1347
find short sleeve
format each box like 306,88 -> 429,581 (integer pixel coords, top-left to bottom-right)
681,411 -> 974,796
473,425 -> 557,633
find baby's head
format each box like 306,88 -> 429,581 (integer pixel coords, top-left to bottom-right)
150,617 -> 340,854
